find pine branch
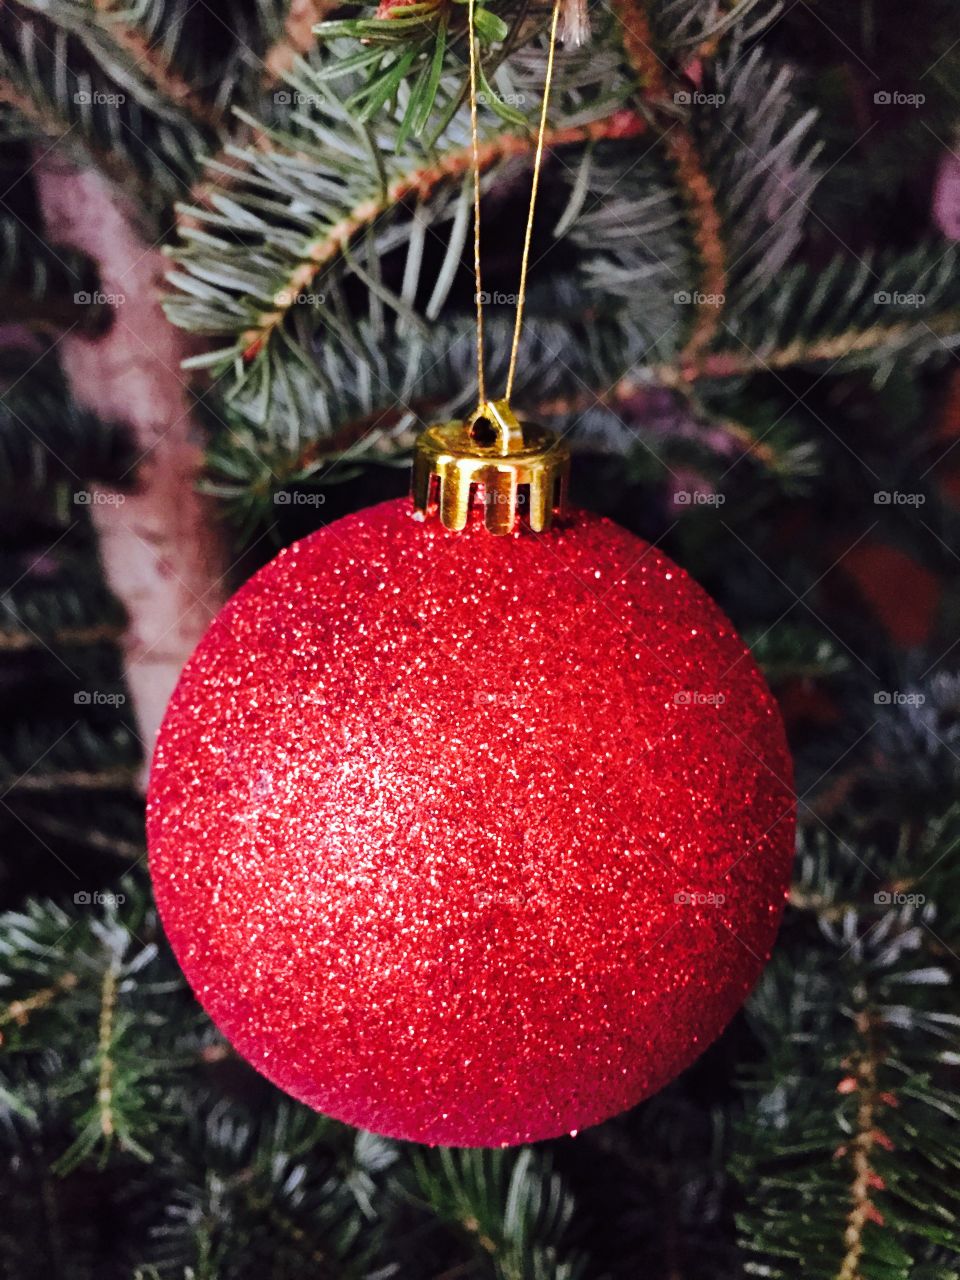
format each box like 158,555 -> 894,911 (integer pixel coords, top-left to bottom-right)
167,90 -> 646,365
412,1147 -> 589,1279
652,0 -> 783,52
0,885 -> 207,1177
145,1102 -> 391,1277
5,0 -> 289,150
84,0 -> 223,129
1,973 -> 79,1031
95,0 -> 291,118
611,0 -> 727,360
14,805 -> 144,859
716,245 -> 960,379
736,816 -> 960,1279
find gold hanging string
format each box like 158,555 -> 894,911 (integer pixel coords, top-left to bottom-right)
466,0 -> 486,405
505,0 -> 562,404
466,0 -> 563,412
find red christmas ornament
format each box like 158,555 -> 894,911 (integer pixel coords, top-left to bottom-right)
148,409 -> 794,1145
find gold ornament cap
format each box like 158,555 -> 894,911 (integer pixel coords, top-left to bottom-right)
411,399 -> 570,535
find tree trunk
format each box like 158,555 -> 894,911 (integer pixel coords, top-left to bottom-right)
34,160 -> 229,788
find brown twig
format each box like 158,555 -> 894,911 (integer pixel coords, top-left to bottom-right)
12,766 -> 141,792
835,1012 -> 891,1280
662,318 -> 960,382
1,974 -> 78,1029
0,624 -> 125,653
97,957 -> 120,1139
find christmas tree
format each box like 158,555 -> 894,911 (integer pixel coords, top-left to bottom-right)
2,0 -> 960,1274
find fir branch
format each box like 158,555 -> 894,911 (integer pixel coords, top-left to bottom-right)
0,537 -> 128,653
665,245 -> 960,382
0,69 -> 66,140
14,806 -> 144,859
611,0 -> 727,360
0,60 -> 147,202
147,1104 -> 385,1276
700,44 -> 822,306
0,356 -> 134,492
736,867 -> 960,1278
0,720 -> 141,794
412,1147 -> 589,1279
663,319 -> 960,380
186,107 -> 646,363
86,0 -> 223,130
0,2 -> 213,217
654,0 -> 783,53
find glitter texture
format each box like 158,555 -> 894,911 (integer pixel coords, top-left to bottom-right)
147,500 -> 794,1146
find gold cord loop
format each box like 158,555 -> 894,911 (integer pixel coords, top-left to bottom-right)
466,0 -> 563,409
505,0 -> 562,403
466,0 -> 486,405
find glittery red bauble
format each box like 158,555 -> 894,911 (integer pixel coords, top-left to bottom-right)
148,500 -> 794,1146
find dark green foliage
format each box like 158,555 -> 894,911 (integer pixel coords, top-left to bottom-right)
411,1147 -> 588,1279
0,2 -> 208,216
0,217 -> 109,334
0,353 -> 133,493
736,814 -> 960,1278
